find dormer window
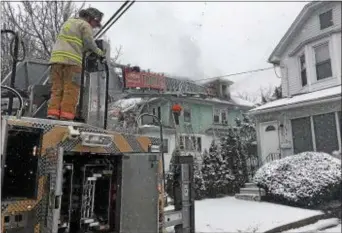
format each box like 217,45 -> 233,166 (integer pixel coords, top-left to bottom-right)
319,10 -> 333,30
299,54 -> 307,86
314,43 -> 332,80
221,85 -> 227,95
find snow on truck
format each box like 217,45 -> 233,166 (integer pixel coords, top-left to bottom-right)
0,2 -> 217,233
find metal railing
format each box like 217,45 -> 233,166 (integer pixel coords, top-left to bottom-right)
265,152 -> 282,163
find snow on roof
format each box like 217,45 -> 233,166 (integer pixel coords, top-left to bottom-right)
230,95 -> 255,107
114,98 -> 142,109
250,85 -> 341,113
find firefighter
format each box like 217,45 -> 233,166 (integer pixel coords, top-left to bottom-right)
47,7 -> 106,120
172,103 -> 182,125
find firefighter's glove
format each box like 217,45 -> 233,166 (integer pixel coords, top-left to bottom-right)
95,48 -> 106,58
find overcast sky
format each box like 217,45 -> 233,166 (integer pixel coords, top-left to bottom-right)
84,1 -> 307,98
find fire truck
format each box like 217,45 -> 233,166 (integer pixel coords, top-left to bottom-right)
0,2 -> 213,232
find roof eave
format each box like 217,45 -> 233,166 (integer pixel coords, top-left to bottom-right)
249,95 -> 341,115
268,1 -> 325,63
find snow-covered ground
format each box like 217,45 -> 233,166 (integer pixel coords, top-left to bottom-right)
284,218 -> 341,232
320,224 -> 342,232
165,196 -> 324,232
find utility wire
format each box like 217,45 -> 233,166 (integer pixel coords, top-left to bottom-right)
197,66 -> 275,81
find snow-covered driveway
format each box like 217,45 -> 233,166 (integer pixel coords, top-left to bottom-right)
166,196 -> 324,232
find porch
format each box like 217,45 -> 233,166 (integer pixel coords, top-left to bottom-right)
251,97 -> 341,165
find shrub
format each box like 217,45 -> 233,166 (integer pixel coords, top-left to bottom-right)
253,152 -> 341,207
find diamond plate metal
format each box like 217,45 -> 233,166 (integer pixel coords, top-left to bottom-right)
57,138 -> 81,152
32,123 -> 54,133
149,136 -> 161,145
123,134 -> 144,152
104,141 -> 121,153
1,203 -> 9,212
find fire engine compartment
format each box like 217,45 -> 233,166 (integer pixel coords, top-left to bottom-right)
60,153 -> 121,233
2,125 -> 42,201
1,125 -> 122,233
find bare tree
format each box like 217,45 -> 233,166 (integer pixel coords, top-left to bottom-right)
1,1 -> 123,78
235,91 -> 259,104
259,85 -> 274,104
235,84 -> 278,105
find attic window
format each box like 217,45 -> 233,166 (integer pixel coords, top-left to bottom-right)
221,85 -> 227,94
319,10 -> 333,30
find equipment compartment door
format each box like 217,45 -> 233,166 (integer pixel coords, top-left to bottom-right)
43,147 -> 63,233
120,153 -> 159,233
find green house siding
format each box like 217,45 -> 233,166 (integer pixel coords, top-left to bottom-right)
143,100 -> 249,132
144,101 -> 171,126
228,108 -> 245,126
179,104 -> 213,134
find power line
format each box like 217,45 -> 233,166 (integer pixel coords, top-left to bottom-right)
197,66 -> 275,81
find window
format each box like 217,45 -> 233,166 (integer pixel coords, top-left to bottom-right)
162,139 -> 168,153
221,84 -> 228,98
314,43 -> 332,80
197,137 -> 202,152
150,107 -> 161,123
213,108 -> 228,124
291,117 -> 314,154
319,10 -> 333,30
221,111 -> 227,124
179,136 -> 184,150
299,54 -> 307,86
213,109 -> 220,124
157,106 -> 161,120
141,114 -> 154,125
184,108 -> 191,123
313,113 -> 339,153
179,135 -> 202,152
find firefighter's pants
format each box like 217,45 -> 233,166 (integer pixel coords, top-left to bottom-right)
47,64 -> 82,120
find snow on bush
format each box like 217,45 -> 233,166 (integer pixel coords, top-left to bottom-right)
253,152 -> 341,207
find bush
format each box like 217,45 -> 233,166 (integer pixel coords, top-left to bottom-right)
253,152 -> 341,207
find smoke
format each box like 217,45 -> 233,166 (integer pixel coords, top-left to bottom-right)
152,3 -> 204,79
178,34 -> 203,79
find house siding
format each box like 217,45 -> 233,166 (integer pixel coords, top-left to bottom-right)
228,108 -> 245,126
254,99 -> 341,163
178,103 -> 213,134
280,2 -> 341,96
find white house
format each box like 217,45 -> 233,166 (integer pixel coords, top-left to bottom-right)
250,1 -> 341,164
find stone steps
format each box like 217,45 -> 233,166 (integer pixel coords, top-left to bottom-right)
235,193 -> 262,202
235,182 -> 265,202
244,182 -> 258,188
240,187 -> 266,195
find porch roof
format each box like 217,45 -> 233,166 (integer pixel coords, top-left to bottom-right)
249,85 -> 341,114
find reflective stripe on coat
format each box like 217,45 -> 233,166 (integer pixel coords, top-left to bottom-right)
50,18 -> 103,67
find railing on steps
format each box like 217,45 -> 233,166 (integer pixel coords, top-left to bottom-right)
266,152 -> 282,163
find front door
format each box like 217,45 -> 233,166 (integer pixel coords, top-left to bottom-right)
260,121 -> 280,163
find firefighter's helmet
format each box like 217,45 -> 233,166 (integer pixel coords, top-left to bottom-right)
79,7 -> 104,27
